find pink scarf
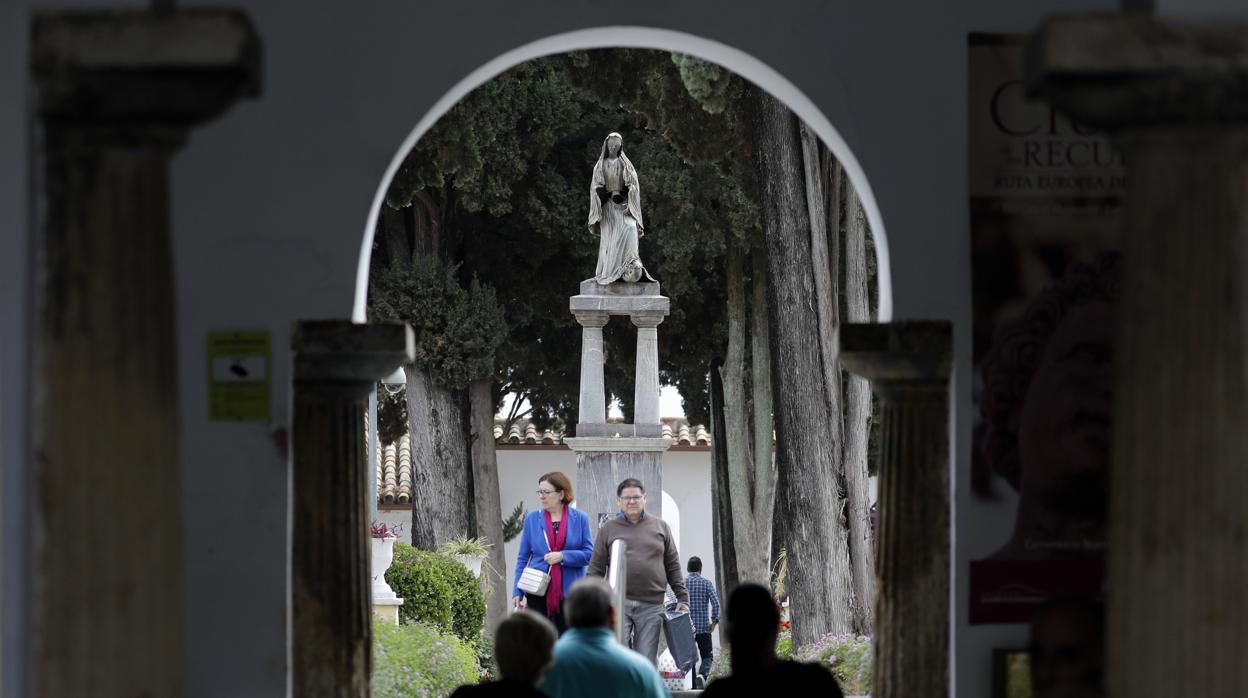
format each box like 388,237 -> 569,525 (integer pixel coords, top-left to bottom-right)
544,506 -> 568,618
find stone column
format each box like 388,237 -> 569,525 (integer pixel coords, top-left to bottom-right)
28,11 -> 258,698
575,311 -> 609,427
1028,16 -> 1248,696
632,313 -> 664,427
291,321 -> 413,698
568,280 -> 670,524
839,321 -> 952,698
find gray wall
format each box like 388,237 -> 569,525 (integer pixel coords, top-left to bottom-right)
17,0 -> 1245,695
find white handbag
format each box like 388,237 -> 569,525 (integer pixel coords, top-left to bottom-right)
517,529 -> 554,596
517,566 -> 551,596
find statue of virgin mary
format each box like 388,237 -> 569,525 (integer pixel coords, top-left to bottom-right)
587,132 -> 655,284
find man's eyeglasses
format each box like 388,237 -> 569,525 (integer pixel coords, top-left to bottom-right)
536,489 -> 559,497
619,496 -> 644,502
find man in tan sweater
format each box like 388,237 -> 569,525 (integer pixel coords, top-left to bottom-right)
587,478 -> 689,665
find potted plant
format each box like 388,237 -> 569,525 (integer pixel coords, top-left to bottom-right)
371,520 -> 402,599
439,535 -> 491,578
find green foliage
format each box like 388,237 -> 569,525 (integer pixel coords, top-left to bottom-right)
671,53 -> 736,114
372,620 -> 480,697
384,542 -> 486,644
439,535 -> 491,557
376,386 -> 408,445
370,258 -> 506,389
473,629 -> 497,682
502,502 -> 526,543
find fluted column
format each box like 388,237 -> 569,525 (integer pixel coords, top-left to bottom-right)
28,11 -> 258,698
574,311 -> 609,427
631,313 -> 664,426
1029,16 -> 1248,697
840,321 -> 952,698
291,321 -> 413,697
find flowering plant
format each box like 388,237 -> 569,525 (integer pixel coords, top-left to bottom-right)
371,520 -> 403,540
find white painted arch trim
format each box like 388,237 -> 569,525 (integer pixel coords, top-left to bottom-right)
353,25 -> 893,323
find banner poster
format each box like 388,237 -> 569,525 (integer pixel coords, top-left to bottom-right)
966,33 -> 1125,624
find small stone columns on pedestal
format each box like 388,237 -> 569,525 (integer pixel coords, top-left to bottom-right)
291,321 -> 414,698
575,311 -> 609,426
631,313 -> 664,427
567,280 -> 671,523
1028,16 -> 1248,696
839,321 -> 952,698
28,11 -> 258,698
568,280 -> 670,438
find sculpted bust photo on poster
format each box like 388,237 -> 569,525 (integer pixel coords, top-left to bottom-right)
966,34 -> 1124,625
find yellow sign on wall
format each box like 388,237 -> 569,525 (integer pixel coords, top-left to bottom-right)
207,331 -> 270,422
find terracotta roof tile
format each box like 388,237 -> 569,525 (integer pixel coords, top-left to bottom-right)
376,418 -> 714,502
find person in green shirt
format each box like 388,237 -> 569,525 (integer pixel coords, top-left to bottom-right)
538,578 -> 667,698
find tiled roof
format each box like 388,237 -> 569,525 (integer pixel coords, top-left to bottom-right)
490,420 -> 711,446
375,419 -> 711,503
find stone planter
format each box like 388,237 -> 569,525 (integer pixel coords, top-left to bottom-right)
451,553 -> 485,578
371,536 -> 398,598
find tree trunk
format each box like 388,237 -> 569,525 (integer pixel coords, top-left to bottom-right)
839,169 -> 876,633
406,365 -> 471,550
720,247 -> 773,585
709,358 -> 740,600
751,86 -> 855,646
749,250 -> 777,579
469,379 -> 508,632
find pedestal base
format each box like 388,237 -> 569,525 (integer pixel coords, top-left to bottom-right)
566,438 -> 671,527
372,596 -> 404,626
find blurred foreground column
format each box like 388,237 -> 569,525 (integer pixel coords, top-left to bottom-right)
29,10 -> 258,697
1030,16 -> 1248,696
291,321 -> 413,697
840,321 -> 952,698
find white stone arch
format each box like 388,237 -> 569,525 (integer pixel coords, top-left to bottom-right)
661,489 -> 681,555
352,26 -> 892,321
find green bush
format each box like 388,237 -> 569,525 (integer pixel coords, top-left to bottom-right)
372,620 -> 480,697
384,542 -> 486,644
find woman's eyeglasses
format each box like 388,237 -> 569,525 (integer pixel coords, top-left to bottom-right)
536,489 -> 559,497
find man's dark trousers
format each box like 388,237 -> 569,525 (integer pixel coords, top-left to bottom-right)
694,632 -> 714,679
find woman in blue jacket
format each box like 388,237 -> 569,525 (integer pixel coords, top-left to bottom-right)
512,471 -> 594,633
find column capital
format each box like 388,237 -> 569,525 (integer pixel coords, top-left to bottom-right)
33,9 -> 260,130
573,310 -> 610,328
1026,15 -> 1248,129
292,320 -> 414,387
838,321 -> 952,397
630,312 -> 665,329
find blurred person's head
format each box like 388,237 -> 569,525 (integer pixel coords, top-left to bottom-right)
565,577 -> 616,629
724,583 -> 781,671
687,556 -> 702,573
495,611 -> 557,685
1029,595 -> 1104,698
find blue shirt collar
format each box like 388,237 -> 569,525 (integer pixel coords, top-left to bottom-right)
618,509 -> 647,522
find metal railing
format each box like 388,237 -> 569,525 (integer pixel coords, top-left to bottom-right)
607,539 -> 628,643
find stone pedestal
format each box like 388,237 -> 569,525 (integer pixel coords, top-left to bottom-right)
565,437 -> 673,524
840,322 -> 952,698
372,598 -> 404,626
291,321 -> 413,698
28,11 -> 258,697
1029,16 -> 1248,696
569,280 -> 671,522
